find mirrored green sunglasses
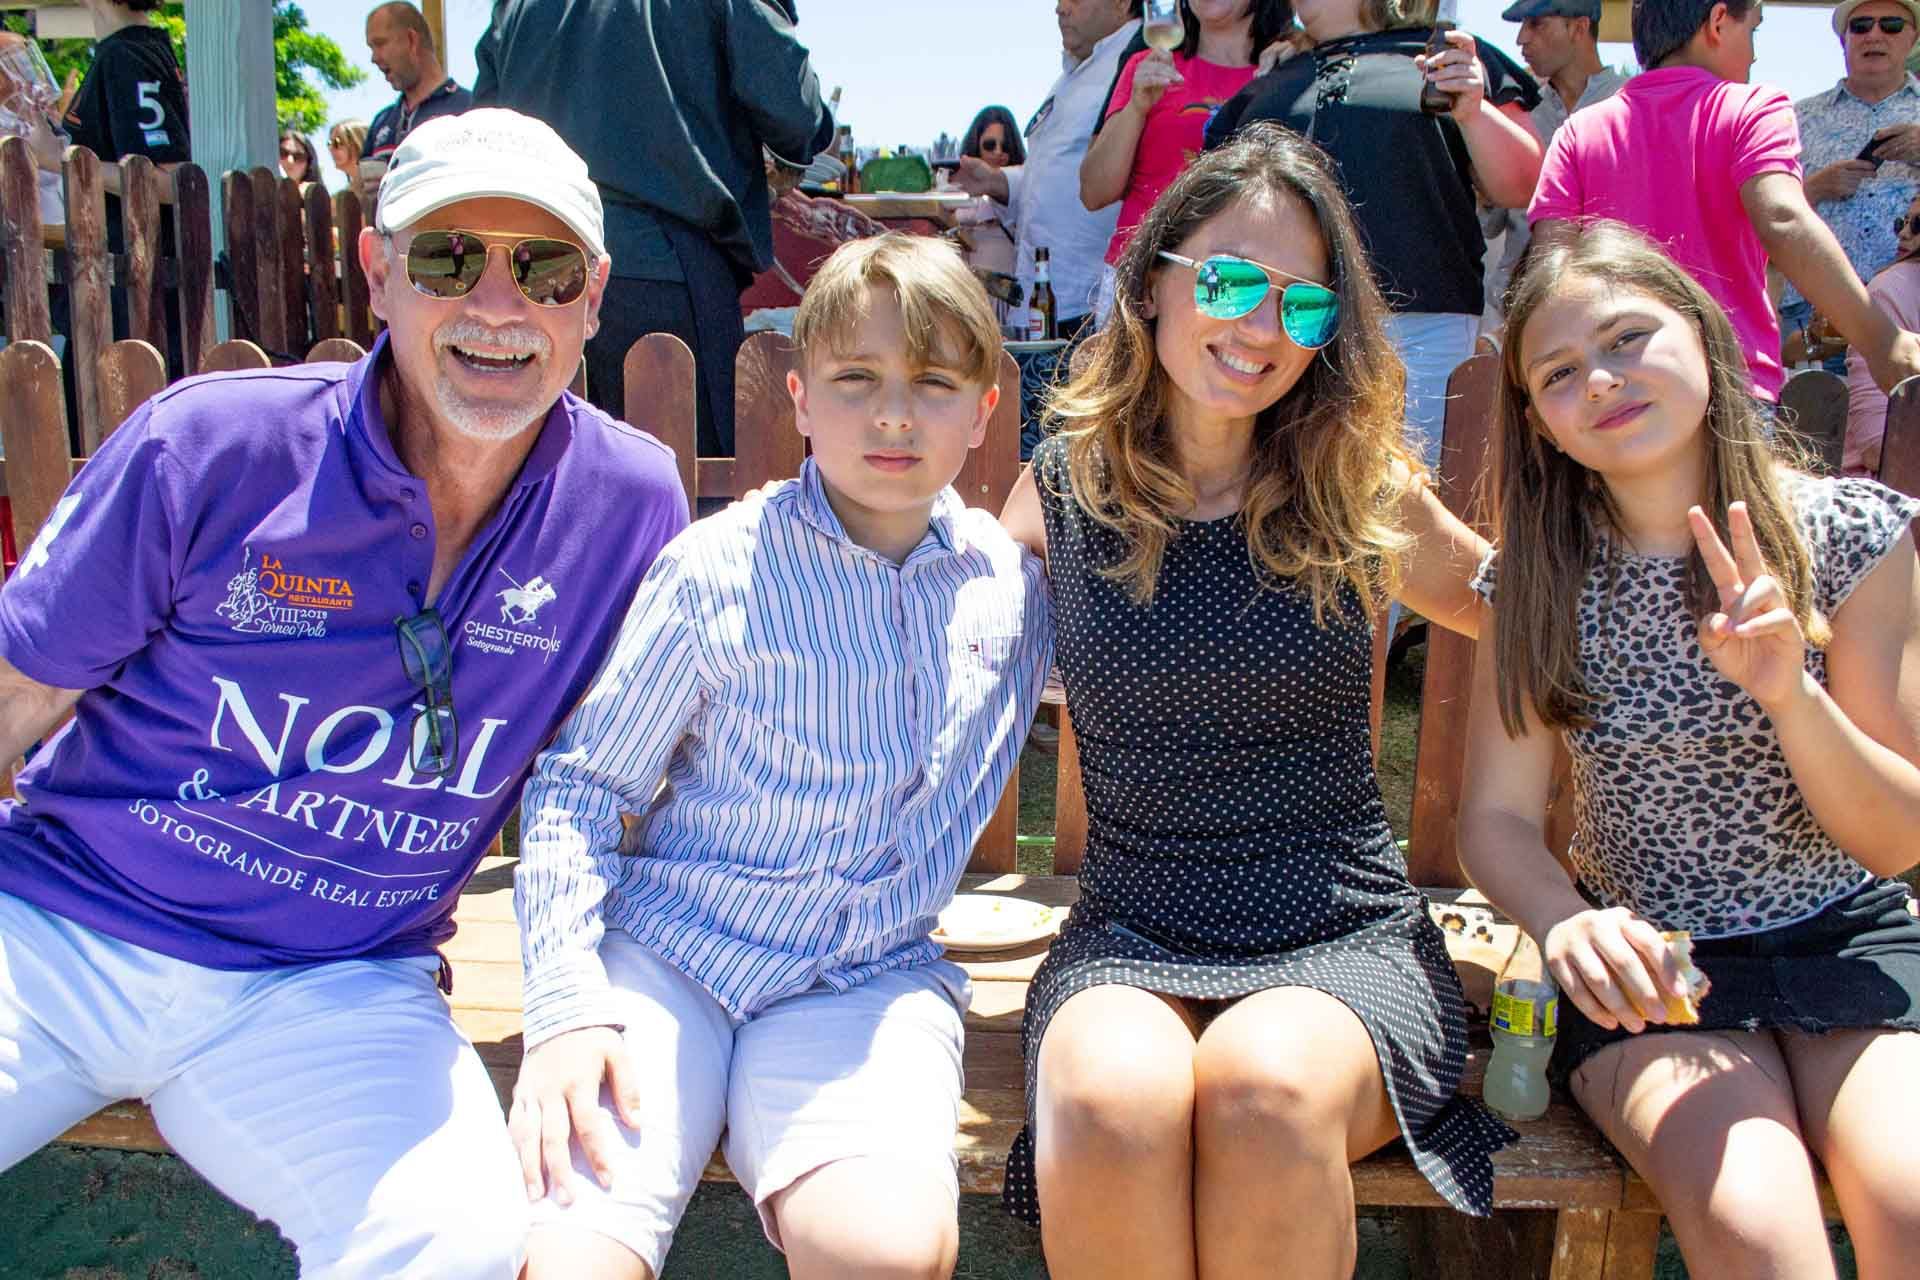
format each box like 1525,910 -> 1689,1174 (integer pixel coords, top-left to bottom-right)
1157,251 -> 1341,349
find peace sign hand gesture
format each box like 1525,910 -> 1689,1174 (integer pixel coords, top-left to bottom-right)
1688,502 -> 1807,711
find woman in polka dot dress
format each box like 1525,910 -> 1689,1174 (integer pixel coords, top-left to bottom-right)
997,121 -> 1514,1277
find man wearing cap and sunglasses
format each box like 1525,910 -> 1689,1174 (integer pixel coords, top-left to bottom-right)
1784,0 -> 1920,370
0,108 -> 685,1277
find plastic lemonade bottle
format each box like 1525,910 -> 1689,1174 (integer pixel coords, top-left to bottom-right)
1484,930 -> 1556,1123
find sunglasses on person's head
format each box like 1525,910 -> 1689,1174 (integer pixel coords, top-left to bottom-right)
1156,251 -> 1341,348
1849,14 -> 1910,34
395,607 -> 458,777
400,228 -> 590,307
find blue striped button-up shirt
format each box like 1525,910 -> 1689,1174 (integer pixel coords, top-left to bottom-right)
516,460 -> 1051,1045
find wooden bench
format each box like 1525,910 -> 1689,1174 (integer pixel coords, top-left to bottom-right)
14,279 -> 1920,1272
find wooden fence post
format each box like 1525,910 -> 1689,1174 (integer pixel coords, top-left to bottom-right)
173,165 -> 216,374
0,342 -> 78,561
730,332 -> 805,495
624,333 -> 699,504
249,168 -> 286,357
305,184 -> 340,343
277,177 -> 308,356
0,137 -> 50,344
120,155 -> 168,358
222,171 -> 257,349
1404,354 -> 1499,887
335,191 -> 373,346
96,341 -> 168,441
62,146 -> 111,453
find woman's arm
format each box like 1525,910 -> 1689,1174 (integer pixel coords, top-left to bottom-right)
1394,475 -> 1488,640
1080,53 -> 1177,211
1417,32 -> 1543,210
1457,631 -> 1686,1031
1000,462 -> 1050,566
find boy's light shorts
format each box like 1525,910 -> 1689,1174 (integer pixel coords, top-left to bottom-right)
527,930 -> 970,1275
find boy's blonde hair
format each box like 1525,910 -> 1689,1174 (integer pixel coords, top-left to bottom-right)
793,234 -> 1002,388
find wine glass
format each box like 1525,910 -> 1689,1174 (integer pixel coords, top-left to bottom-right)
1143,0 -> 1184,52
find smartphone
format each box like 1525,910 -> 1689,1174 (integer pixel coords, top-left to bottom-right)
1858,135 -> 1887,166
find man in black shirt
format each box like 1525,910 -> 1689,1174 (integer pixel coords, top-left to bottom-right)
363,1 -> 471,180
475,0 -> 834,454
62,0 -> 189,193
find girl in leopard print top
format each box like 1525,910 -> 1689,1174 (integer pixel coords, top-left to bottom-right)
1460,220 -> 1920,1280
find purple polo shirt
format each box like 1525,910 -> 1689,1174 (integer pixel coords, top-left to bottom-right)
0,335 -> 687,968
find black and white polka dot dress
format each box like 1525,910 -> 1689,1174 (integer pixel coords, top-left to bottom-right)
1002,438 -> 1515,1224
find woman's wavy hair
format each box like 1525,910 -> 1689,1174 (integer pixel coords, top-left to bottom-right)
1171,0 -> 1297,61
1049,120 -> 1413,620
1489,219 -> 1829,736
960,105 -> 1026,166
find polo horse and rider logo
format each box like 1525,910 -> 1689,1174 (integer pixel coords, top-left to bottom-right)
215,546 -> 273,631
496,570 -> 557,626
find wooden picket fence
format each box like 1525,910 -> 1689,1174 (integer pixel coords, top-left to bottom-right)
0,138 -> 375,453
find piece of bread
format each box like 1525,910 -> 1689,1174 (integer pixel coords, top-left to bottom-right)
1660,930 -> 1711,1024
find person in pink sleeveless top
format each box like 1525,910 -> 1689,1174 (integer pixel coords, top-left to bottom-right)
1078,0 -> 1292,318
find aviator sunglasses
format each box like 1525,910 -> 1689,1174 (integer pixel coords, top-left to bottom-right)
401,228 -> 590,307
1157,251 -> 1341,349
1849,14 -> 1910,33
395,607 -> 459,776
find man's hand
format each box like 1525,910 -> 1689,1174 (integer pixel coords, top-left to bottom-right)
508,1025 -> 644,1206
953,154 -> 1009,203
1871,123 -> 1920,168
1805,159 -> 1877,204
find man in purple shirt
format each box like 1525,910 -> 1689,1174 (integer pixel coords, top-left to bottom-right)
0,110 -> 686,1277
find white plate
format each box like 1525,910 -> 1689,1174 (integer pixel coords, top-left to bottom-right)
933,894 -> 1063,951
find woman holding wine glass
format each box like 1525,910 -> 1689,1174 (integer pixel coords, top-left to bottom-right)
1079,0 -> 1293,322
1205,0 -> 1543,474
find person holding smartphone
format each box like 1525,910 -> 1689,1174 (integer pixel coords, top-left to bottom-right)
1787,0 -> 1920,372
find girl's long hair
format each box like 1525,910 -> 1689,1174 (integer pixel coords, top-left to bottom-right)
1490,220 -> 1829,735
1049,120 -> 1413,622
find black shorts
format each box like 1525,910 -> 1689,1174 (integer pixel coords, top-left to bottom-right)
1551,877 -> 1920,1090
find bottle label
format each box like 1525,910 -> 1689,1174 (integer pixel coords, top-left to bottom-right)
1491,987 -> 1556,1038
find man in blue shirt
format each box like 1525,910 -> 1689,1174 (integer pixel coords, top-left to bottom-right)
511,235 -> 1050,1280
363,2 -> 472,185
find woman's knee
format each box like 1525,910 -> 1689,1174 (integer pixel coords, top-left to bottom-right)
1035,991 -> 1195,1164
1191,990 -> 1382,1162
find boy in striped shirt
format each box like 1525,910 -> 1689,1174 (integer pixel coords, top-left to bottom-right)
510,234 -> 1052,1280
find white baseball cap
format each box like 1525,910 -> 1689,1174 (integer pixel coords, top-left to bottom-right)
376,108 -> 605,260
1833,0 -> 1920,35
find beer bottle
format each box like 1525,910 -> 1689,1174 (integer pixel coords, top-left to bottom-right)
1420,0 -> 1460,116
1028,247 -> 1057,342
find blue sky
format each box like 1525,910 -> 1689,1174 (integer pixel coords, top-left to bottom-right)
298,0 -> 1840,192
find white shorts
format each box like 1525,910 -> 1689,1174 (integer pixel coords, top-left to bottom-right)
529,930 -> 970,1275
0,891 -> 527,1278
